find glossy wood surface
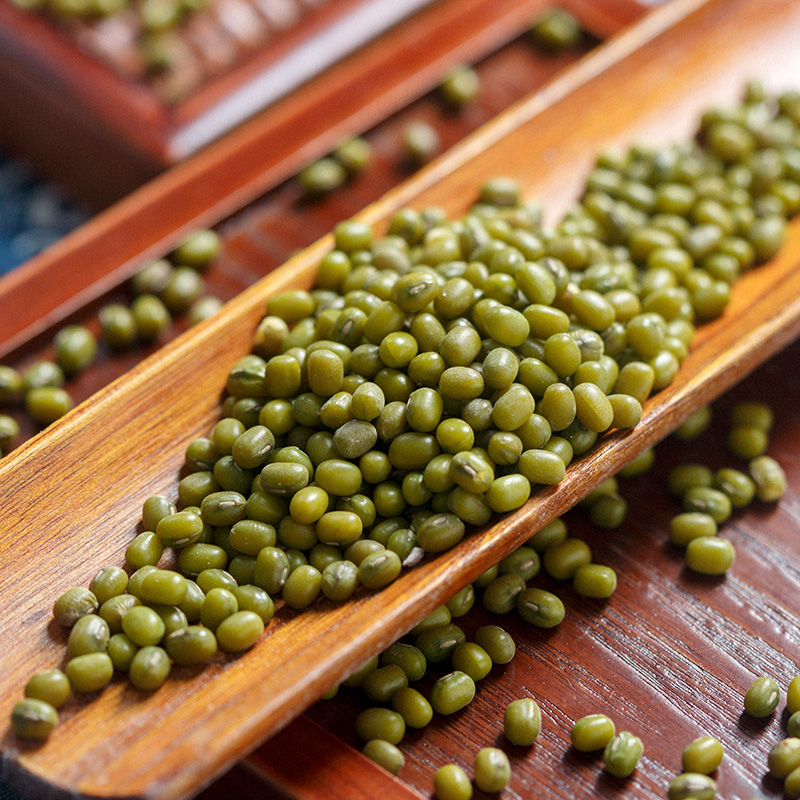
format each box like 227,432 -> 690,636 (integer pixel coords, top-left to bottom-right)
0,0 -> 640,349
2,0 -> 800,798
288,339 -> 800,800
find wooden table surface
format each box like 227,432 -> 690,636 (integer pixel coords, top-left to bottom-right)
2,0 -> 800,798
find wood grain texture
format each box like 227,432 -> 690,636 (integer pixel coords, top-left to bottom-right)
299,341 -> 800,800
245,715 -> 428,800
2,0 -> 800,798
0,0 -> 639,350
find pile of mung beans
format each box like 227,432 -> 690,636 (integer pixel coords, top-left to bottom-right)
9,80 -> 799,800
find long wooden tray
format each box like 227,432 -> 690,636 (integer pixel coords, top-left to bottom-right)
3,0 -> 800,798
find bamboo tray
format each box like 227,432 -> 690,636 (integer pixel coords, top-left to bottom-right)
3,0 -> 800,798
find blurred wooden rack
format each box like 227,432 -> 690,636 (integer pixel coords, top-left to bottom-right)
0,0 -> 640,208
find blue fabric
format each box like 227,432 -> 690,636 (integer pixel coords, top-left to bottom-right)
0,153 -> 88,275
0,150 -> 86,797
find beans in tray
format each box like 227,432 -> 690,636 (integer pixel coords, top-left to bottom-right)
7,81 -> 796,798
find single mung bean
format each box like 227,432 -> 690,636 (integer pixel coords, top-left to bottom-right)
743,676 -> 780,717
749,455 -> 787,501
504,698 -> 541,746
543,538 -> 591,580
768,738 -> 800,779
129,646 -> 171,691
527,519 -> 567,552
451,642 -> 492,682
108,633 -> 137,672
499,547 -> 540,581
685,536 -> 735,575
11,698 -> 58,740
682,736 -> 723,774
727,425 -> 768,460
669,513 -> 718,546
713,467 -> 755,508
0,365 -> 22,403
433,764 -> 472,800
391,686 -> 433,728
603,731 -> 644,777
573,564 -> 617,599
355,707 -> 405,744
415,624 -> 466,664
730,401 -> 773,432
122,605 -> 166,646
402,121 -> 441,165
165,625 -> 218,666
53,587 -> 98,627
667,773 -> 716,800
381,643 -> 427,682
571,714 -> 616,752
516,588 -> 565,628
25,669 -> 70,708
362,664 -> 409,703
362,739 -> 405,774
137,569 -> 188,607
674,406 -> 713,440
473,747 -> 511,793
66,614 -> 110,658
473,625 -> 515,664
282,564 -> 322,609
787,765 -> 800,800
482,573 -> 526,614
788,676 -> 800,715
215,610 -> 265,652
65,652 -> 114,693
682,486 -> 732,523
25,386 -> 73,425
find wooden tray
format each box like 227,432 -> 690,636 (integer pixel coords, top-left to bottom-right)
0,0 -> 433,184
0,0 -> 641,208
2,0 -> 800,798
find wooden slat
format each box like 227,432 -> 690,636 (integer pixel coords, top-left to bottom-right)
245,716 -> 428,800
2,1 -> 800,799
